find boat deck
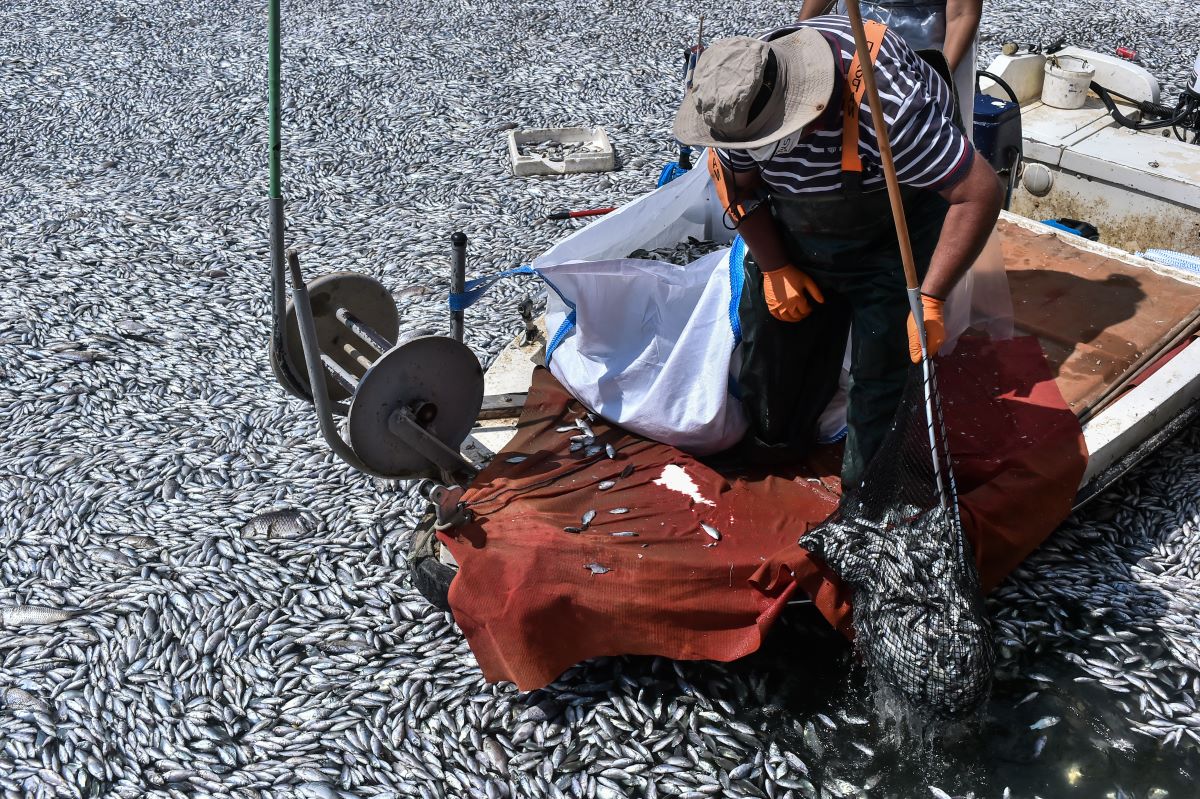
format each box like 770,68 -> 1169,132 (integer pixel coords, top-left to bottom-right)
1000,216 -> 1200,419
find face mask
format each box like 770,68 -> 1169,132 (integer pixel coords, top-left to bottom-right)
746,140 -> 779,163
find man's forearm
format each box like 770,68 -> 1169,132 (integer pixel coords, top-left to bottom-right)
798,0 -> 832,21
736,207 -> 792,273
942,0 -> 982,71
924,153 -> 1003,298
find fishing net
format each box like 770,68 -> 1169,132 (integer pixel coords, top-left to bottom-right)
802,360 -> 995,721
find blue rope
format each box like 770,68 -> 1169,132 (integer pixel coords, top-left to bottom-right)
545,310 -> 576,366
727,235 -> 746,346
447,265 -> 537,312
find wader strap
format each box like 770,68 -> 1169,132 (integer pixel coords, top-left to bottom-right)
841,20 -> 888,190
708,148 -> 766,229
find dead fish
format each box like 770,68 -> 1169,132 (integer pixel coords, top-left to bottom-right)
116,319 -> 158,340
93,547 -> 136,566
581,510 -> 596,527
1,687 -> 51,714
620,464 -> 635,479
569,442 -> 584,453
118,534 -> 158,550
802,721 -> 825,759
482,737 -> 508,775
241,509 -> 307,538
556,426 -> 576,433
827,778 -> 860,797
597,480 -> 616,490
584,563 -> 611,575
1030,716 -> 1060,730
55,350 -> 104,363
610,532 -> 638,538
605,443 -> 617,459
563,526 -> 582,534
700,522 -> 721,541
585,445 -> 602,458
505,455 -> 527,464
608,508 -> 629,515
0,605 -> 75,626
569,435 -> 591,444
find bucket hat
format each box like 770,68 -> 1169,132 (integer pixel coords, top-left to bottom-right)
672,29 -> 835,150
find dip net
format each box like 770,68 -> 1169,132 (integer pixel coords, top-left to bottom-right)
802,360 -> 995,721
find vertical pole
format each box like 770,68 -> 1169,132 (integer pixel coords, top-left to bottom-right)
842,3 -> 918,295
450,232 -> 467,343
844,4 -> 951,504
268,0 -> 282,202
267,0 -> 310,399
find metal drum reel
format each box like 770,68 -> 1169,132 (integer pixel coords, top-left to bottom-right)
272,246 -> 483,486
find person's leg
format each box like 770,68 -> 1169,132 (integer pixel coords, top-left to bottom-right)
735,252 -> 851,461
836,193 -> 949,487
841,270 -> 912,487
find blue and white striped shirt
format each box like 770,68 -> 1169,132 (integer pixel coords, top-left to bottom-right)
717,17 -> 973,195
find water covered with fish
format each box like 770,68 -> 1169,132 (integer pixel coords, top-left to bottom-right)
0,0 -> 1197,797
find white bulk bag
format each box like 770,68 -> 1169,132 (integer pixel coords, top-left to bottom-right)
524,155 -> 1010,454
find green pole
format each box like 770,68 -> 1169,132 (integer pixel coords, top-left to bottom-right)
267,0 -> 309,399
268,0 -> 282,199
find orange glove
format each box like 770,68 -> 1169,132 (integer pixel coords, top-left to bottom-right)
907,293 -> 946,363
762,264 -> 825,323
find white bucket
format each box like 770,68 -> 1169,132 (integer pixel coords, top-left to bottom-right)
1043,56 -> 1096,110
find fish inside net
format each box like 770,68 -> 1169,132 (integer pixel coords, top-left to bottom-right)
801,360 -> 995,723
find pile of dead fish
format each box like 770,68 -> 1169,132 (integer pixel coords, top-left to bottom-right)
517,139 -> 608,163
0,0 -> 1198,797
627,238 -> 724,266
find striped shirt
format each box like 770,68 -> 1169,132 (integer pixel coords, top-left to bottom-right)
717,17 -> 972,195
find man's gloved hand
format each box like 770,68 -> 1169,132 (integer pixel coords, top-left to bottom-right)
762,264 -> 825,323
907,292 -> 946,363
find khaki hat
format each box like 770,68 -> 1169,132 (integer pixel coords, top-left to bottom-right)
672,29 -> 835,150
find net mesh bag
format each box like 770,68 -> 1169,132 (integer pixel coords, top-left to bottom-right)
802,361 -> 995,721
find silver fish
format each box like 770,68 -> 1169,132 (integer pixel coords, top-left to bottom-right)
700,522 -> 721,541
584,563 -> 611,575
0,605 -> 75,626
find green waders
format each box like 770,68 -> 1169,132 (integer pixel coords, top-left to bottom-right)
735,186 -> 949,487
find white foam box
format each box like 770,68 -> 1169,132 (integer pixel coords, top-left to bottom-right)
507,127 -> 615,177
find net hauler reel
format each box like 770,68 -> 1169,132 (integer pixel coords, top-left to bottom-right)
265,0 -> 484,526
274,246 -> 483,485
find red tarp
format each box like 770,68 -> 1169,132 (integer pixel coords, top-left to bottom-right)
442,336 -> 1087,690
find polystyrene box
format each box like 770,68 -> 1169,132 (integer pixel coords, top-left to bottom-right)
507,127 -> 615,176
